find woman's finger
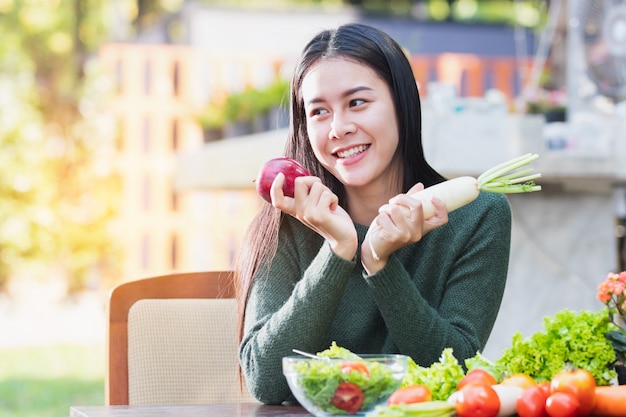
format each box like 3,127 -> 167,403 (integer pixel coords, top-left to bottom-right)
270,172 -> 295,213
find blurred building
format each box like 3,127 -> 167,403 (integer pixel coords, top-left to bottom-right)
98,44 -> 271,281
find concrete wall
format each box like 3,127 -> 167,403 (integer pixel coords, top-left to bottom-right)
484,190 -> 617,359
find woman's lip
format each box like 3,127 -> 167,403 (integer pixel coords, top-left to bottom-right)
332,144 -> 370,158
336,145 -> 369,166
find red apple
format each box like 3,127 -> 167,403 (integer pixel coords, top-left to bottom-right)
255,157 -> 311,203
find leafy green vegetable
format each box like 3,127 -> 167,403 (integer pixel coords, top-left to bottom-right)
401,348 -> 465,401
495,309 -> 616,385
476,153 -> 541,193
318,341 -> 362,360
464,351 -> 502,380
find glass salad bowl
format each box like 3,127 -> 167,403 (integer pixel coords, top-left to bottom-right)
282,353 -> 408,416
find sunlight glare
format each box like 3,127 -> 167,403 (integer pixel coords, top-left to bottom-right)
514,2 -> 541,27
454,0 -> 478,20
0,0 -> 13,13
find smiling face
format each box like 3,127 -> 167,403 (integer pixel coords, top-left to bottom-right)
300,57 -> 401,196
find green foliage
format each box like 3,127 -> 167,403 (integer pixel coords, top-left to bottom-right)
495,309 -> 617,385
0,345 -> 104,417
254,77 -> 290,114
0,377 -> 103,417
198,100 -> 227,130
224,89 -> 257,123
0,41 -> 49,288
606,328 -> 626,364
205,78 -> 289,129
0,1 -> 121,292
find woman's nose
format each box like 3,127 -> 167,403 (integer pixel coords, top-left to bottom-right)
329,112 -> 355,139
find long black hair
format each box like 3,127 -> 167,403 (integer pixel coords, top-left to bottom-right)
236,22 -> 445,341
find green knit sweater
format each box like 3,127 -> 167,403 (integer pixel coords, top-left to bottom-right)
239,191 -> 512,404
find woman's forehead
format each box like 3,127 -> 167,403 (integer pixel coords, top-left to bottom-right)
301,58 -> 384,97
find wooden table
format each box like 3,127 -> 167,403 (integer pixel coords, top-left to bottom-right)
70,402 -> 312,417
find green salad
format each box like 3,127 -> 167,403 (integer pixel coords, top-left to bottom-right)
288,343 -> 403,415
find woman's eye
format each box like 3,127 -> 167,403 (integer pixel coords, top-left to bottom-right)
310,107 -> 328,117
349,98 -> 366,107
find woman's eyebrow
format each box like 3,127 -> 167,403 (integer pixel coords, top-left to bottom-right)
305,86 -> 374,106
343,86 -> 373,96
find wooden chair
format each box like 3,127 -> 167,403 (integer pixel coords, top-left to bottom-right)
105,270 -> 256,405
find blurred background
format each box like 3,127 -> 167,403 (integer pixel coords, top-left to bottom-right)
2,0 -> 626,415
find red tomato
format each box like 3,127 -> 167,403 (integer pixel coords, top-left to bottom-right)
340,361 -> 370,377
458,368 -> 498,390
545,392 -> 580,417
517,384 -> 550,417
331,382 -> 364,413
537,382 -> 551,396
387,384 -> 432,405
550,368 -> 596,416
455,382 -> 501,417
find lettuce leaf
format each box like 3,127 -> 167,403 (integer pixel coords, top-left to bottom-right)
401,348 -> 465,401
464,351 -> 504,381
318,341 -> 361,360
495,309 -> 617,385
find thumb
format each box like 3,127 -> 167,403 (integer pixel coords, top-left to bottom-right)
406,182 -> 425,196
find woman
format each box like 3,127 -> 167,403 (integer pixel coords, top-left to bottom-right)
235,23 -> 511,404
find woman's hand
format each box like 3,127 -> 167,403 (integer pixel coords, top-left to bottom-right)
270,172 -> 357,260
362,183 -> 449,274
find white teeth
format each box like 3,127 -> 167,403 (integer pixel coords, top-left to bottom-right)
337,145 -> 368,158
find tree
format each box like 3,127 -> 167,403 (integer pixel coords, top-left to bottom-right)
0,0 -> 120,292
0,37 -> 47,288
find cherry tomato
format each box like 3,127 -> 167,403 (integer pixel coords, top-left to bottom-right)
545,391 -> 580,417
537,382 -> 551,396
501,373 -> 537,389
457,368 -> 498,390
550,368 -> 596,416
331,381 -> 364,413
517,384 -> 550,417
387,384 -> 432,405
455,382 -> 501,417
340,361 -> 370,377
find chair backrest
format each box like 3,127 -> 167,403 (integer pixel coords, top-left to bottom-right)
106,270 -> 256,405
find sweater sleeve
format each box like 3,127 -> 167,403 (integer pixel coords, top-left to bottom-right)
239,216 -> 356,404
364,192 -> 512,366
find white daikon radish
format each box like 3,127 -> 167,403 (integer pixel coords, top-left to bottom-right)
405,176 -> 480,219
491,385 -> 524,417
407,153 -> 542,218
369,153 -> 542,260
